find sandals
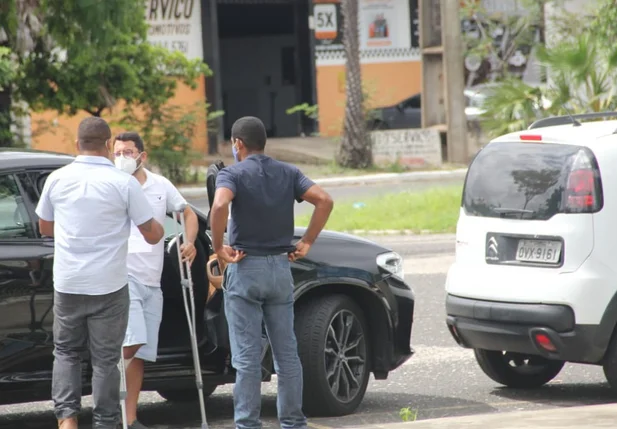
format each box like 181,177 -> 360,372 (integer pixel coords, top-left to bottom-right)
58,416 -> 78,429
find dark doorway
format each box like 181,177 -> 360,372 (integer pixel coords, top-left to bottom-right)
216,0 -> 315,139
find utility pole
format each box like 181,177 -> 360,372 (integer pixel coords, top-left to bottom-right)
419,0 -> 468,164
203,0 -> 223,155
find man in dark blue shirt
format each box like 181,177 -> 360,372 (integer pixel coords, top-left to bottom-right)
211,116 -> 333,429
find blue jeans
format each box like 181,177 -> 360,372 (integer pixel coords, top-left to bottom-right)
224,254 -> 307,429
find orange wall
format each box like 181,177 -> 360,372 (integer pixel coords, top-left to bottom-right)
316,60 -> 422,136
31,76 -> 208,155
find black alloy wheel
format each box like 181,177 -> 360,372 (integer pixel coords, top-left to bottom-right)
296,294 -> 371,416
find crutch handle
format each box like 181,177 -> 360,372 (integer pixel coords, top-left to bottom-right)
172,202 -> 188,212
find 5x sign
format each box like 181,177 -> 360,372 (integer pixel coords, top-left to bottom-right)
314,3 -> 338,40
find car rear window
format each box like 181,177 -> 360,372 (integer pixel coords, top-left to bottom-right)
463,141 -> 584,220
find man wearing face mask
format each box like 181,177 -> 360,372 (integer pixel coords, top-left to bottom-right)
113,132 -> 199,429
210,117 -> 333,429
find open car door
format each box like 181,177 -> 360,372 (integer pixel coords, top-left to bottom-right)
205,160 -> 225,229
201,161 -> 233,353
158,161 -> 226,354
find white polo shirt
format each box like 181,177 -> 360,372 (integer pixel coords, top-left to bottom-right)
35,156 -> 154,295
127,169 -> 187,288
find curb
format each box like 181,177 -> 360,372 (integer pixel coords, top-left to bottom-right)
179,168 -> 468,199
347,230 -> 454,236
357,233 -> 456,243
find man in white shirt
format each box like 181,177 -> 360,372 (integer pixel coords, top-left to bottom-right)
113,132 -> 199,429
35,118 -> 165,429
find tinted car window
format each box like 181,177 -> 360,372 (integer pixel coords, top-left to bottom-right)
17,171 -> 54,237
403,95 -> 421,109
0,174 -> 35,239
463,142 -> 581,220
17,172 -> 43,203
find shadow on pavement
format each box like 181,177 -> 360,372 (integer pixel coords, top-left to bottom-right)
309,391 -> 501,426
490,382 -> 616,407
0,391 -> 498,429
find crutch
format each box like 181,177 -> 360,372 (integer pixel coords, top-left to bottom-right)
118,348 -> 129,429
172,202 -> 209,429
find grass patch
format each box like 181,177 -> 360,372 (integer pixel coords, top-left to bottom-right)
298,161 -> 465,179
296,185 -> 463,233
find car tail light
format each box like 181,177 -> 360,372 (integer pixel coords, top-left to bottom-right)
534,333 -> 557,352
519,134 -> 543,141
564,149 -> 603,213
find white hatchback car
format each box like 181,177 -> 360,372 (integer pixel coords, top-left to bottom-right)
445,112 -> 617,389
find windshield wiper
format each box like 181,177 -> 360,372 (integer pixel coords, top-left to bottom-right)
493,207 -> 534,218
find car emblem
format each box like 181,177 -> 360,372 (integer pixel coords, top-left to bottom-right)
486,236 -> 499,261
488,236 -> 498,255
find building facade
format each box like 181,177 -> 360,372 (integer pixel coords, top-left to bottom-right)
312,0 -> 421,136
29,0 -> 421,153
27,0 -> 601,154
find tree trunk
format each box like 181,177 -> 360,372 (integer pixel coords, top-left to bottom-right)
337,0 -> 372,169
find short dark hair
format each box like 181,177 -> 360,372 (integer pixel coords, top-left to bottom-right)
77,117 -> 112,150
115,131 -> 145,152
231,116 -> 267,151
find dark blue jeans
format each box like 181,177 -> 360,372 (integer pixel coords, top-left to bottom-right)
224,255 -> 307,429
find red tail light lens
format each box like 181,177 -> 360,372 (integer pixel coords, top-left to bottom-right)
564,150 -> 602,213
534,333 -> 557,352
566,170 -> 595,208
520,134 -> 543,141
564,149 -> 602,213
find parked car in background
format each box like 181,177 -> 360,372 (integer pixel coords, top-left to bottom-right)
0,149 -> 416,416
369,83 -> 551,130
368,85 -> 492,130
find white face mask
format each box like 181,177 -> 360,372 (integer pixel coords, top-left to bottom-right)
115,155 -> 140,175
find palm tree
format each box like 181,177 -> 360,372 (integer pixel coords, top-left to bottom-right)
539,34 -> 617,114
478,78 -> 546,138
479,32 -> 617,138
337,0 -> 372,169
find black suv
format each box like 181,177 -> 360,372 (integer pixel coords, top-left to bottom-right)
0,149 -> 415,416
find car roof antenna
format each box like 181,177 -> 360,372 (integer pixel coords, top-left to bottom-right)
562,104 -> 582,127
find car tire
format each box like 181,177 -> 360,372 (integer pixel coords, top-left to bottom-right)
474,349 -> 564,388
295,294 -> 371,417
156,384 -> 217,403
601,332 -> 617,391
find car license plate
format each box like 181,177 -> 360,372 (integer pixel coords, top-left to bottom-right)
515,240 -> 562,264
